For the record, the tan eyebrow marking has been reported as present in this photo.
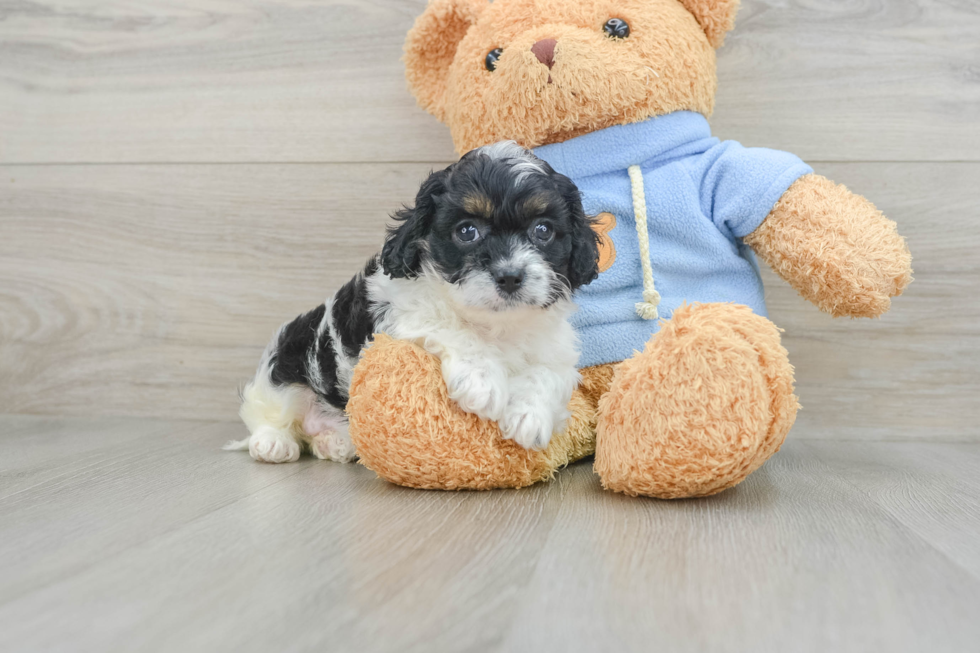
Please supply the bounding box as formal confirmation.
[463,193,494,218]
[523,194,550,215]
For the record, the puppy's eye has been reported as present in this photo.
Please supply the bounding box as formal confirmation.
[603,18,630,39]
[532,222,554,245]
[454,222,482,244]
[485,48,503,71]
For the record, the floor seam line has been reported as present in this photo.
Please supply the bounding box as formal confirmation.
[0,461,315,608]
[800,441,980,585]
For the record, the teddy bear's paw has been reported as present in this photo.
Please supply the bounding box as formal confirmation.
[500,399,555,451]
[248,427,301,464]
[443,357,509,422]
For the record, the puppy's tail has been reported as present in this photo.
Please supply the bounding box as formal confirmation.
[222,437,250,451]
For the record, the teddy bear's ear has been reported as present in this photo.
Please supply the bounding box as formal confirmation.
[404,0,487,120]
[678,0,740,49]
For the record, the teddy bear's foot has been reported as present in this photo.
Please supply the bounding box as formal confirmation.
[346,335,596,490]
[594,303,799,499]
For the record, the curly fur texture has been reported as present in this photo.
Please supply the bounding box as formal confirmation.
[579,362,617,407]
[405,0,486,121]
[405,0,723,153]
[594,303,798,499]
[678,0,739,48]
[348,335,595,490]
[745,174,913,318]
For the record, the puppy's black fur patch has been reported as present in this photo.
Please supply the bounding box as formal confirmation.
[268,303,346,408]
[332,257,379,359]
[267,144,600,413]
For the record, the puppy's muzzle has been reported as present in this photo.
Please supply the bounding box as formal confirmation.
[494,268,525,295]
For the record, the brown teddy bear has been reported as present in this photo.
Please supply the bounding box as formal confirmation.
[345,0,912,498]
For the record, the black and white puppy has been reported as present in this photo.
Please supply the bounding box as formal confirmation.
[226,142,600,464]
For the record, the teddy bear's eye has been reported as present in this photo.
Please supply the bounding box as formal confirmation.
[603,18,630,39]
[485,48,503,71]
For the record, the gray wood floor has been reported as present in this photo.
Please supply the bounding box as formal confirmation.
[1,414,979,653]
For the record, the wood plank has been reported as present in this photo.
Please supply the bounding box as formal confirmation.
[0,414,190,493]
[0,0,455,164]
[2,162,977,439]
[1,0,978,163]
[802,441,980,580]
[0,418,315,603]
[713,0,980,162]
[1,417,978,653]
[0,415,568,652]
[500,445,980,653]
[0,161,445,421]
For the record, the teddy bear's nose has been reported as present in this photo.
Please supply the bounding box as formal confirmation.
[531,39,557,69]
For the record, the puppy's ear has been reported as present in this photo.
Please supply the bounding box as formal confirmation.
[678,0,740,48]
[554,173,600,290]
[382,167,450,279]
[404,0,487,121]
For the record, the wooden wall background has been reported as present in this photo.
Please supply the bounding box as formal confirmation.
[1,0,977,440]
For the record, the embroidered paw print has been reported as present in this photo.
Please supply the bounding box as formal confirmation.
[593,212,617,273]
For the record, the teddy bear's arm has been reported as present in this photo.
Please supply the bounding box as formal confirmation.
[744,174,912,318]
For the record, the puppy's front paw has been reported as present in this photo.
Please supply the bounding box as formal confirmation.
[500,400,555,451]
[444,358,508,422]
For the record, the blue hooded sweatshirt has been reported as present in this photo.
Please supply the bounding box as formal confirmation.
[535,111,813,368]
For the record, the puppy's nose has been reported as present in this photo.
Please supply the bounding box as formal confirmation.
[531,39,557,69]
[494,269,525,294]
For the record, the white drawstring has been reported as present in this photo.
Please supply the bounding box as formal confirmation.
[627,165,661,320]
